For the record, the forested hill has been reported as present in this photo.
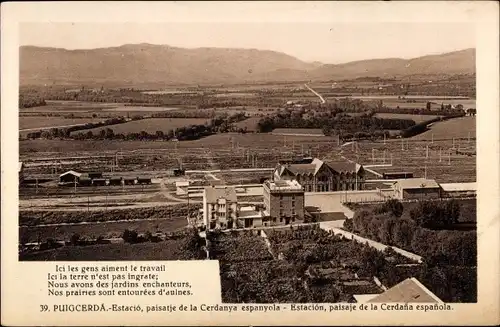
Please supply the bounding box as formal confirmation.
[20,44,475,86]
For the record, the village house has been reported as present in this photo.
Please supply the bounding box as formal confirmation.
[392,178,441,200]
[273,157,365,192]
[203,186,239,230]
[263,179,305,225]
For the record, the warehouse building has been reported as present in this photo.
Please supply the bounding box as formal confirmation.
[59,170,83,185]
[440,182,476,198]
[263,179,305,225]
[392,178,441,200]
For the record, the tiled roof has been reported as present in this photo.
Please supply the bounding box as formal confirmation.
[277,158,363,177]
[367,278,442,303]
[286,164,317,175]
[325,160,361,174]
[204,186,237,203]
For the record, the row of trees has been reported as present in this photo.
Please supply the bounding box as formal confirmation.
[344,200,476,267]
[373,105,468,117]
[256,109,415,139]
[25,117,129,139]
[19,94,46,108]
[25,112,248,141]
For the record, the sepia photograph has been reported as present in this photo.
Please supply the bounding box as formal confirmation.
[18,20,477,305]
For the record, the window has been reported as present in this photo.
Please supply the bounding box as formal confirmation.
[280,217,283,222]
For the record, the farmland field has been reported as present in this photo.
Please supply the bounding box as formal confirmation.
[71,118,208,135]
[233,117,261,131]
[19,238,204,261]
[411,117,476,140]
[19,117,103,130]
[19,217,188,243]
[374,113,440,122]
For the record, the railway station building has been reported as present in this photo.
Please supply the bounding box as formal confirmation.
[273,157,365,192]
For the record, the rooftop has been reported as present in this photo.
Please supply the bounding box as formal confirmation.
[238,210,263,219]
[204,186,237,203]
[440,182,476,192]
[59,170,82,178]
[265,179,303,192]
[324,160,362,174]
[277,158,362,177]
[394,178,440,190]
[367,278,443,303]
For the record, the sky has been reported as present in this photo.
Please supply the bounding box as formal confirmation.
[20,22,475,64]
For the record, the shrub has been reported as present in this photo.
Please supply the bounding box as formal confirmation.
[122,229,139,244]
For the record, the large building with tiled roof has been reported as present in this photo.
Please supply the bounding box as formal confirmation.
[273,157,365,192]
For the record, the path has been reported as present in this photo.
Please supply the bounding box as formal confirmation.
[304,84,326,104]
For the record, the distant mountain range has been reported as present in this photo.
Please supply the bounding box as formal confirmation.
[19,44,475,86]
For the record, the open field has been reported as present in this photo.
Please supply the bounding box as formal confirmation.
[233,117,261,131]
[19,217,188,243]
[19,238,204,261]
[341,138,476,183]
[374,113,440,122]
[19,117,103,130]
[20,101,188,120]
[19,205,196,226]
[411,117,476,140]
[71,118,208,135]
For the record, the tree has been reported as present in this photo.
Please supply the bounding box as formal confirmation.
[122,229,139,243]
[105,128,115,139]
[343,219,354,232]
[444,199,461,224]
[376,199,404,217]
[70,233,81,246]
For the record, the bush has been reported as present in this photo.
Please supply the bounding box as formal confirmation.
[375,199,404,217]
[70,233,81,246]
[122,229,139,244]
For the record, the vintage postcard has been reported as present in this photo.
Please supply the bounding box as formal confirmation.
[1,1,499,326]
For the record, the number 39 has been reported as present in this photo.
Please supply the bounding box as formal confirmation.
[40,305,49,312]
